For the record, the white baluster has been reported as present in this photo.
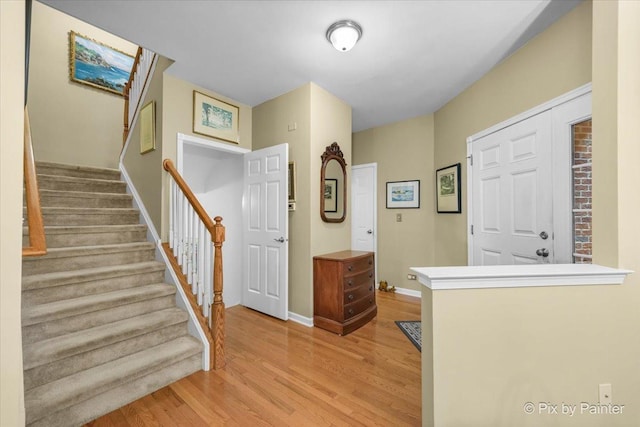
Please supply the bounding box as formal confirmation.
[172,181,178,252]
[178,193,185,264]
[192,211,199,293]
[197,221,205,307]
[187,207,195,290]
[169,179,174,249]
[182,200,189,276]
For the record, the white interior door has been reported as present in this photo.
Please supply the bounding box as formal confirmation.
[472,111,553,265]
[242,144,288,320]
[351,164,377,253]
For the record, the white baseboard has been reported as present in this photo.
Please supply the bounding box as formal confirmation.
[394,287,422,298]
[288,311,313,327]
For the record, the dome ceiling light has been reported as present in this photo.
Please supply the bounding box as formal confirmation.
[326,20,363,52]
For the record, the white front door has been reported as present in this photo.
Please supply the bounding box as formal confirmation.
[242,144,288,320]
[472,110,553,265]
[351,163,377,253]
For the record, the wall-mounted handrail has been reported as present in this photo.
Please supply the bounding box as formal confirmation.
[163,159,225,369]
[23,106,47,257]
[123,47,156,144]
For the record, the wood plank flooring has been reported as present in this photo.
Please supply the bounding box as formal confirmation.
[85,291,421,426]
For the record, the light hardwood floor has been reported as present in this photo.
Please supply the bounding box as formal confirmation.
[86,291,421,426]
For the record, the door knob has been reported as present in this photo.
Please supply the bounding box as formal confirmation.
[536,248,550,257]
[367,229,373,234]
[539,231,549,240]
[274,237,285,243]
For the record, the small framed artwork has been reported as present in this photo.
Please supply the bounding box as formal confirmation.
[324,178,338,212]
[139,101,155,154]
[69,31,134,96]
[193,90,239,143]
[386,180,420,209]
[288,161,296,202]
[436,163,461,213]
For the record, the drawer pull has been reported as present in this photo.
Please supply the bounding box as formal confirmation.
[348,280,353,286]
[369,299,373,304]
[348,309,354,315]
[369,259,372,265]
[348,294,354,301]
[369,286,372,291]
[369,273,373,278]
[348,265,353,271]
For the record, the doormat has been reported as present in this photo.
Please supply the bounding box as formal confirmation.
[395,321,421,352]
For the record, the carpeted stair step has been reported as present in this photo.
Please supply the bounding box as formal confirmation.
[38,189,133,208]
[24,311,187,390]
[36,206,139,226]
[35,161,121,181]
[22,283,176,328]
[23,308,190,371]
[25,336,202,426]
[22,292,177,347]
[37,174,127,194]
[30,353,201,427]
[23,224,147,248]
[22,261,166,305]
[22,242,155,276]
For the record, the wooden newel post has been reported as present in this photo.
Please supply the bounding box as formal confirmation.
[211,216,226,369]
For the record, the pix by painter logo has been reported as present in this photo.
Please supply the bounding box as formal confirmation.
[523,401,625,416]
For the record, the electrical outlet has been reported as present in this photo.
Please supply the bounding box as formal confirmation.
[599,384,612,404]
[396,213,402,222]
[407,274,417,280]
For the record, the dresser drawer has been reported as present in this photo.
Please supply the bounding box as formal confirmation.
[344,255,374,275]
[343,281,374,305]
[343,269,374,289]
[344,294,376,320]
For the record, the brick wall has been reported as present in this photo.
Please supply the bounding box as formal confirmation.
[572,119,592,263]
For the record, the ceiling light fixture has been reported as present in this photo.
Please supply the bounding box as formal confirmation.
[326,20,363,52]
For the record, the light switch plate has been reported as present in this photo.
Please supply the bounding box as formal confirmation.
[396,213,402,222]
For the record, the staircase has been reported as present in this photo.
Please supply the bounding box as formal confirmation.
[22,162,203,427]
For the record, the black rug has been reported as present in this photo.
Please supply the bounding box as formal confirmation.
[395,321,421,352]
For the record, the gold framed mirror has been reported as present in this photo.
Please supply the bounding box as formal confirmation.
[320,142,347,223]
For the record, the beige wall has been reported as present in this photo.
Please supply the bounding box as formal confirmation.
[123,56,173,233]
[309,83,352,259]
[253,83,352,318]
[0,1,26,425]
[353,115,436,292]
[160,74,252,240]
[253,84,312,317]
[433,0,592,266]
[422,2,640,425]
[27,2,137,169]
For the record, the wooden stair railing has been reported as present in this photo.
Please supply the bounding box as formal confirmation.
[23,106,47,257]
[163,159,225,370]
[123,46,156,144]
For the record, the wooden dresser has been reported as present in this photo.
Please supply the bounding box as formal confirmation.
[313,250,376,335]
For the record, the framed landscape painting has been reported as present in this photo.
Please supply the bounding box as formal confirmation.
[436,163,461,213]
[193,91,240,143]
[69,31,134,96]
[386,180,420,209]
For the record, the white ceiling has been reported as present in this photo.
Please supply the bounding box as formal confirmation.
[41,0,581,132]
